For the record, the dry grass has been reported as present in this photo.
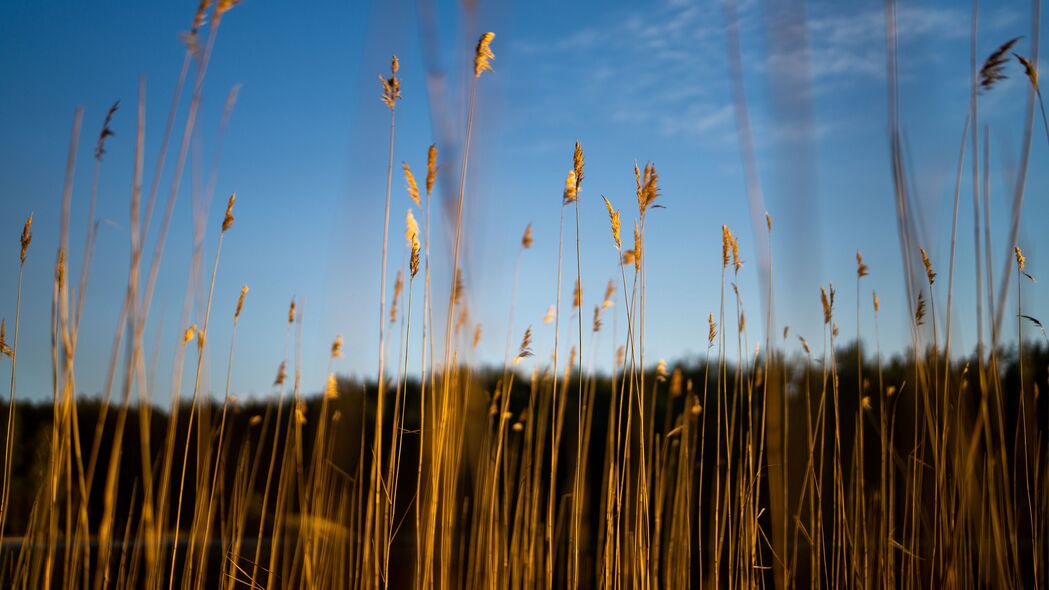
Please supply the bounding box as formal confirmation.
[0,4,1048,590]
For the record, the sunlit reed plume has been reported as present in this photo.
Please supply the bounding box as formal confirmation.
[474,33,495,77]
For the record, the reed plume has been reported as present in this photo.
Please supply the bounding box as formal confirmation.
[474,32,495,77]
[979,36,1022,91]
[404,163,421,206]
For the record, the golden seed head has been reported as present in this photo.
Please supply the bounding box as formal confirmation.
[765,212,772,232]
[887,385,897,397]
[563,170,578,204]
[410,233,420,278]
[331,335,343,359]
[621,249,636,267]
[637,162,659,216]
[288,299,296,324]
[873,290,880,313]
[190,0,211,33]
[274,361,287,386]
[543,305,555,324]
[0,319,10,358]
[215,0,240,19]
[919,247,936,285]
[602,279,615,309]
[249,415,263,426]
[403,162,421,207]
[222,192,236,232]
[690,403,702,416]
[325,373,338,399]
[832,322,838,338]
[656,359,667,381]
[592,305,602,333]
[20,213,32,264]
[426,144,438,197]
[799,335,811,354]
[522,223,533,249]
[861,396,872,411]
[602,196,621,250]
[406,209,419,248]
[820,284,834,324]
[572,278,582,309]
[380,55,401,108]
[721,225,732,268]
[738,311,746,332]
[731,235,742,272]
[234,284,248,320]
[1015,246,1026,270]
[472,323,482,348]
[708,313,717,344]
[573,141,584,189]
[474,32,496,78]
[390,270,404,324]
[55,249,66,289]
[183,324,197,345]
[1014,52,1039,90]
[856,250,869,278]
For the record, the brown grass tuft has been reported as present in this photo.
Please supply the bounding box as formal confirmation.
[474,33,496,77]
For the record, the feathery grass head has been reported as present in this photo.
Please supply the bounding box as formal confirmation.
[94,101,119,161]
[637,162,659,216]
[331,335,343,359]
[514,326,534,365]
[288,298,296,325]
[765,212,772,232]
[403,163,421,206]
[563,170,578,204]
[543,305,555,324]
[452,271,464,306]
[406,209,419,248]
[522,223,533,249]
[915,291,927,326]
[980,36,1022,91]
[222,192,236,232]
[274,361,287,386]
[184,324,198,346]
[324,373,338,399]
[820,285,834,324]
[656,359,667,382]
[0,319,11,358]
[602,279,615,309]
[799,335,811,354]
[738,311,746,332]
[708,313,717,345]
[592,306,602,332]
[602,196,621,249]
[1015,246,1026,270]
[390,270,404,324]
[573,279,582,309]
[856,250,869,278]
[474,32,496,77]
[731,234,742,272]
[1013,52,1039,90]
[234,284,248,320]
[380,55,401,108]
[721,225,732,269]
[215,0,240,20]
[573,141,584,190]
[472,323,482,348]
[20,213,32,264]
[873,290,880,313]
[55,249,66,289]
[919,247,936,284]
[632,223,642,271]
[426,144,438,197]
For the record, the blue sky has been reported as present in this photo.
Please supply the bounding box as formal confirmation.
[1,0,1047,402]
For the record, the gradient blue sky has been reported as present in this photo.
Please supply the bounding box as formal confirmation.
[1,0,1047,402]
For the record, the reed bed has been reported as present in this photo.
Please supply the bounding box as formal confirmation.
[0,3,1047,589]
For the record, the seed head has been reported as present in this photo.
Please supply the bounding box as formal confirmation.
[331,335,343,358]
[633,223,642,271]
[799,335,811,355]
[403,163,421,207]
[514,326,534,365]
[602,280,615,309]
[288,299,296,325]
[765,212,772,232]
[0,319,11,358]
[915,292,927,326]
[474,32,496,77]
[856,250,869,278]
[20,213,32,264]
[325,373,338,399]
[592,305,602,333]
[919,248,936,284]
[979,37,1022,92]
[543,305,555,324]
[390,270,404,324]
[380,55,401,108]
[1015,246,1026,271]
[573,279,582,309]
[1013,53,1039,90]
[222,193,236,232]
[708,313,717,345]
[274,361,287,386]
[563,170,578,204]
[602,196,621,250]
[184,324,197,345]
[95,101,119,162]
[426,144,438,197]
[820,286,833,324]
[873,290,880,313]
[573,141,584,190]
[721,226,732,269]
[234,284,248,320]
[522,223,533,249]
[406,209,419,248]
